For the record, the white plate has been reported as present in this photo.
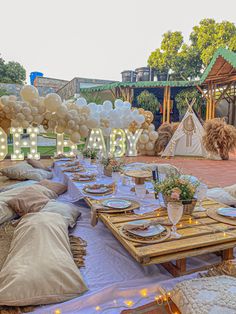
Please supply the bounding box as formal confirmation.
[125,220,165,238]
[217,207,236,218]
[102,199,131,209]
[85,186,109,194]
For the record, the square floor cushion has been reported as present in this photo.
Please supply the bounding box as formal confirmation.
[37,179,67,196]
[0,161,52,181]
[26,159,50,171]
[171,275,236,314]
[0,212,87,306]
[0,185,57,224]
[41,200,81,227]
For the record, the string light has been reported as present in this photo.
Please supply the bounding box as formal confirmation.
[85,128,107,157]
[0,128,7,161]
[54,309,61,314]
[124,300,134,307]
[95,305,101,311]
[125,129,142,156]
[110,129,126,157]
[139,288,148,297]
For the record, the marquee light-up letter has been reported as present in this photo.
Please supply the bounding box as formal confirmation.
[56,133,77,157]
[27,127,40,160]
[10,127,24,160]
[110,129,126,157]
[0,127,7,161]
[125,129,143,157]
[85,128,107,157]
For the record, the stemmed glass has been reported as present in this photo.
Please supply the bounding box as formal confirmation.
[112,171,120,196]
[196,183,208,211]
[167,202,183,238]
[135,184,146,200]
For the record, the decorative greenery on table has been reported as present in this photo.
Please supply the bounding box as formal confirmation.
[153,175,198,201]
[137,90,160,114]
[82,148,98,159]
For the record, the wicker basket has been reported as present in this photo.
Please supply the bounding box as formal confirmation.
[163,195,197,215]
[104,167,112,177]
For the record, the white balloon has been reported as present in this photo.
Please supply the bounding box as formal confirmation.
[76,97,87,107]
[123,101,131,110]
[139,133,149,144]
[114,99,123,109]
[149,131,159,141]
[146,142,154,151]
[103,100,113,112]
[148,124,155,132]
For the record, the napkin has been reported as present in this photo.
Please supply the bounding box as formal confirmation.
[123,219,165,231]
[91,204,104,226]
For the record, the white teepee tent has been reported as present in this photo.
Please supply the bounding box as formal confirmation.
[162,100,207,157]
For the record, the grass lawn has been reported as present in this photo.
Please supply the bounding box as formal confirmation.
[7,144,84,157]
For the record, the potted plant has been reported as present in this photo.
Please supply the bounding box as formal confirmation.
[153,175,199,215]
[203,118,236,160]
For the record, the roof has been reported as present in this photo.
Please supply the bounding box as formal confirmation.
[200,48,236,84]
[80,80,197,92]
[80,48,236,92]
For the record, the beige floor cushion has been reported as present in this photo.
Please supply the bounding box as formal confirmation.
[26,159,50,170]
[207,188,236,206]
[41,200,81,227]
[7,187,51,216]
[0,185,57,224]
[171,275,236,314]
[0,212,87,306]
[37,179,67,195]
[0,161,52,181]
[224,184,236,199]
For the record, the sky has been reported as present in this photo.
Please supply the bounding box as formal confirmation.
[1,0,236,83]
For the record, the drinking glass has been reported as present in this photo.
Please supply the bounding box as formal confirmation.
[196,183,208,211]
[167,202,183,238]
[112,172,120,196]
[135,184,146,200]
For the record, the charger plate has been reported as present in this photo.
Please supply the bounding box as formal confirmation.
[86,198,140,214]
[207,208,236,226]
[119,224,170,244]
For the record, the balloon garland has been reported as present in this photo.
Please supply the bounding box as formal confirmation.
[0,85,146,143]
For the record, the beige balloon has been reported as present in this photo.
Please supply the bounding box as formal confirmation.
[20,85,39,102]
[149,131,159,141]
[139,133,149,144]
[146,142,154,151]
[44,93,62,112]
[70,132,81,143]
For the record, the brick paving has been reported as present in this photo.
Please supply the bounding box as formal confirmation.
[1,154,236,188]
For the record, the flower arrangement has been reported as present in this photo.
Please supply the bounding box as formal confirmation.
[101,155,125,172]
[153,175,198,201]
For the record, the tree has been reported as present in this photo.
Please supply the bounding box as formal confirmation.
[175,88,205,118]
[190,19,236,65]
[0,55,26,84]
[148,18,236,80]
[137,90,160,114]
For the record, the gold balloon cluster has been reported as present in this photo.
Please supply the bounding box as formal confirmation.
[136,109,158,156]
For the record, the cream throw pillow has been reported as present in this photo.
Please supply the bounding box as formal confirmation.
[37,179,67,195]
[0,212,87,306]
[171,276,236,314]
[0,185,57,224]
[41,200,81,227]
[224,184,236,199]
[0,161,52,181]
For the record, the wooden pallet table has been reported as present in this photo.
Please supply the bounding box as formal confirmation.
[96,199,236,277]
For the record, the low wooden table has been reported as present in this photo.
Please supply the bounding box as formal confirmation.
[97,199,236,277]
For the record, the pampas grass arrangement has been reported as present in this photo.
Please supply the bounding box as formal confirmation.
[203,118,236,160]
[155,122,179,155]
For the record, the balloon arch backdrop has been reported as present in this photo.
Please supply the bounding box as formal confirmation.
[0,85,158,161]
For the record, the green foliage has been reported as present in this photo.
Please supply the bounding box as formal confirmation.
[148,18,236,80]
[0,55,26,84]
[0,88,9,97]
[80,91,102,104]
[175,88,205,116]
[137,90,160,113]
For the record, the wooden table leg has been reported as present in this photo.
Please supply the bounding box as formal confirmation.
[162,258,186,277]
[222,248,234,261]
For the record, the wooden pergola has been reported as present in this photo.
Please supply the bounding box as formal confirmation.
[196,48,236,120]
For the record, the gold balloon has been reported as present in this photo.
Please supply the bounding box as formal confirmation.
[128,121,138,134]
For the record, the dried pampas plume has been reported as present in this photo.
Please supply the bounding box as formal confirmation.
[203,118,236,160]
[155,122,179,155]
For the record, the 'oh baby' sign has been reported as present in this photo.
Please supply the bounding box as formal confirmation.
[0,127,142,161]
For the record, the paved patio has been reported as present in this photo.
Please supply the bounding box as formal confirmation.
[1,154,236,188]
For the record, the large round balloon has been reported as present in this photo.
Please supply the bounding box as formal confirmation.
[20,85,39,102]
[70,132,81,143]
[44,93,62,112]
[139,133,149,144]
